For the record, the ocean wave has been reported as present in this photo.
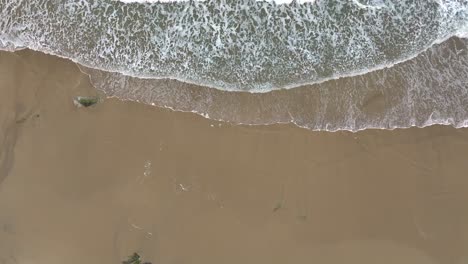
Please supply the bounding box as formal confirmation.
[2,0,468,131]
[116,0,316,4]
[1,0,467,91]
[78,37,468,131]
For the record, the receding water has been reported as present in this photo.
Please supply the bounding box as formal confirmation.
[1,0,468,131]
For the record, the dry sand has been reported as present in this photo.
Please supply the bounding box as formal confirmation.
[1,50,468,264]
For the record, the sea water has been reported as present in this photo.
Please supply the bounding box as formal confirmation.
[1,0,468,131]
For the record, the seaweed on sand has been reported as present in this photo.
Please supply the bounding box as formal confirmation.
[74,96,99,107]
[122,252,152,264]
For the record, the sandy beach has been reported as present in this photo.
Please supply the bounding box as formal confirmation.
[1,50,468,264]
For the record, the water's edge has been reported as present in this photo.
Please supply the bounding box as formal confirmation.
[5,37,466,132]
[2,0,468,132]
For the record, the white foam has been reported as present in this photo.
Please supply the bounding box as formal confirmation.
[116,0,315,3]
[2,0,466,91]
[2,0,468,131]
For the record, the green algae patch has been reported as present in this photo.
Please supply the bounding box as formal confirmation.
[73,96,99,107]
[122,252,152,264]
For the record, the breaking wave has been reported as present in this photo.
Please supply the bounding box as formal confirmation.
[1,0,468,131]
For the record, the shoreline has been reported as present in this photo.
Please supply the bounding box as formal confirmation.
[1,49,468,263]
[3,36,467,132]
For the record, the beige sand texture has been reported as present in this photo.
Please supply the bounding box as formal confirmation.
[1,50,468,264]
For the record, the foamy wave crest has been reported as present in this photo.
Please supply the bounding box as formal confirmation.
[2,0,468,131]
[0,0,467,91]
[116,0,315,4]
[80,37,468,131]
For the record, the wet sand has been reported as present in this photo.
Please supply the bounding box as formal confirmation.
[1,50,468,264]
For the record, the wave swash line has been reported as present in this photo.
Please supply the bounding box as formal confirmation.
[2,0,468,131]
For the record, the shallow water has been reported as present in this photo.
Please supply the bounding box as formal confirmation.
[1,0,468,131]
